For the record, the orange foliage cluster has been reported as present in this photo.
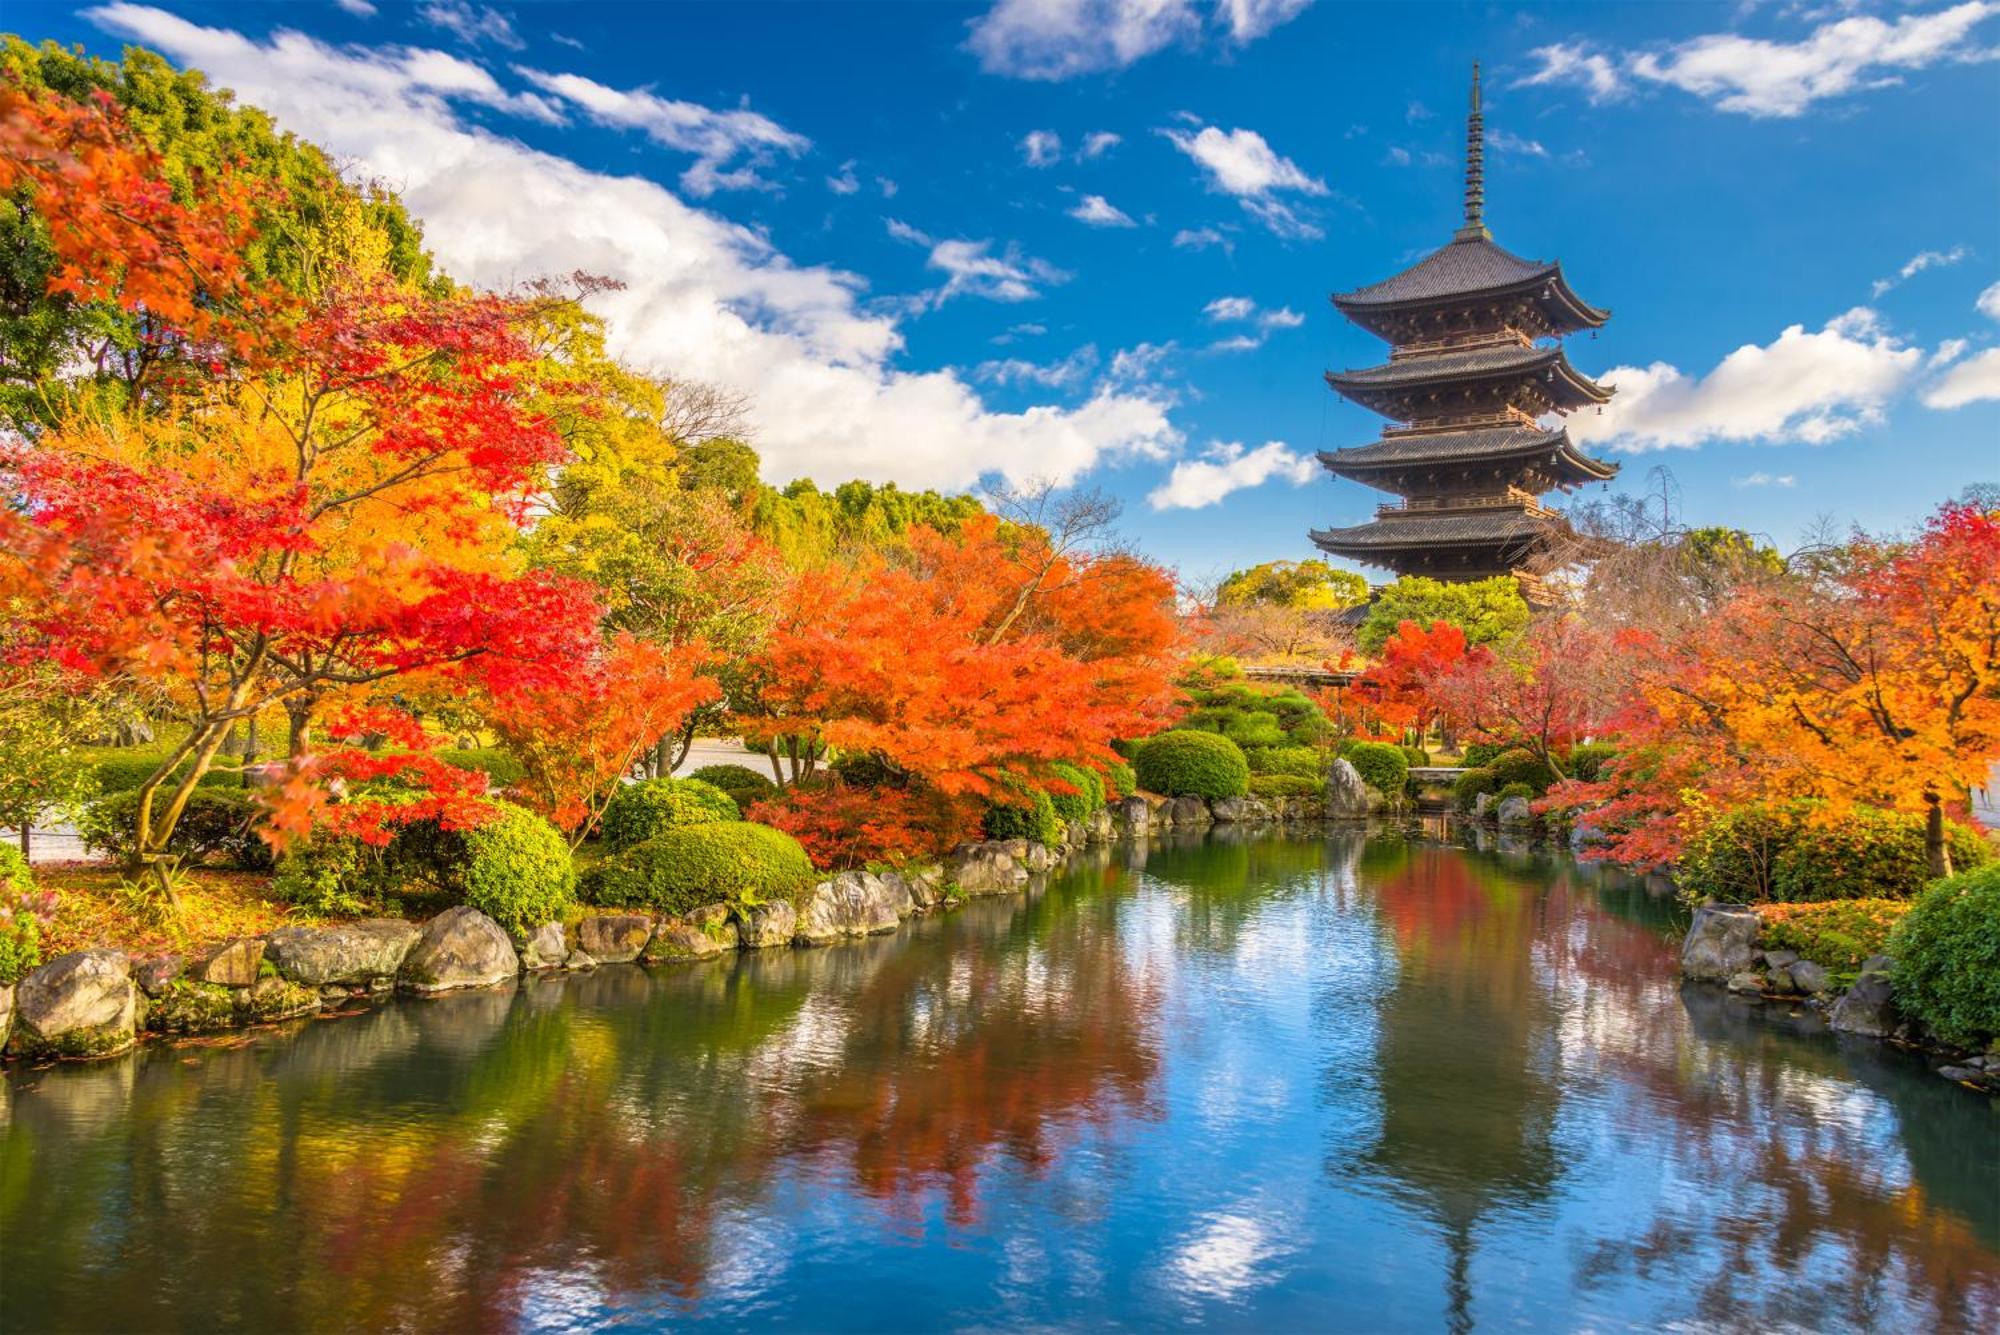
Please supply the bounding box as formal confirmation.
[747,786,981,871]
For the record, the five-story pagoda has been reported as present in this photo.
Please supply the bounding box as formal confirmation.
[1312,65,1616,597]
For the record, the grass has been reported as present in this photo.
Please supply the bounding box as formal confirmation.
[36,863,320,959]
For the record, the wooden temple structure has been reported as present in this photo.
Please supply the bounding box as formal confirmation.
[1312,65,1617,598]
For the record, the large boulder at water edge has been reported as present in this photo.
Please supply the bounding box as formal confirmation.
[1830,957,1900,1037]
[191,936,265,988]
[1116,796,1152,834]
[737,899,798,949]
[0,983,13,1052]
[8,950,138,1059]
[579,913,654,964]
[797,871,905,943]
[398,906,520,993]
[1496,796,1536,829]
[519,921,567,971]
[1680,904,1762,983]
[947,843,1028,897]
[1326,759,1371,820]
[884,866,946,912]
[267,920,420,989]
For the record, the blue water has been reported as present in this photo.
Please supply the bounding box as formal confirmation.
[2,831,1994,1331]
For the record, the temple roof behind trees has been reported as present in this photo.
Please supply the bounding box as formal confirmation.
[1318,425,1617,483]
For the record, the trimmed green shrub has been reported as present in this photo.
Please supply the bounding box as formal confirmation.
[1487,748,1557,793]
[983,788,1061,846]
[1249,773,1323,799]
[1343,742,1408,797]
[1246,746,1321,779]
[1046,761,1105,824]
[688,764,779,810]
[1452,766,1496,813]
[1109,737,1144,761]
[439,747,526,787]
[1134,730,1250,799]
[1104,760,1137,801]
[458,804,576,938]
[80,787,270,868]
[1681,800,1992,904]
[600,778,740,852]
[1566,742,1619,784]
[1494,782,1535,805]
[1888,864,2000,1047]
[1222,711,1288,749]
[0,843,43,985]
[91,753,242,794]
[1400,746,1430,767]
[1459,741,1509,769]
[273,834,371,917]
[1759,900,1908,973]
[582,822,815,915]
[1287,717,1336,747]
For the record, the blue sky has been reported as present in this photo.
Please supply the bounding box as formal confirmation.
[10,0,1999,579]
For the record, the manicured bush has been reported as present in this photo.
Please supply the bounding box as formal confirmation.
[1400,746,1430,767]
[1109,737,1144,761]
[688,763,778,809]
[1494,782,1535,805]
[1222,711,1288,749]
[80,787,270,868]
[1487,748,1556,793]
[1342,741,1408,797]
[1104,760,1137,801]
[600,778,740,851]
[1565,742,1619,784]
[458,803,576,938]
[1452,766,1496,813]
[1134,730,1250,799]
[0,843,45,985]
[1246,746,1321,779]
[272,834,371,917]
[582,822,815,915]
[1459,741,1509,769]
[1287,717,1336,747]
[1249,773,1323,799]
[1759,900,1909,973]
[1681,800,1992,904]
[91,752,242,794]
[1888,864,2000,1048]
[983,788,1061,846]
[438,747,526,787]
[1046,761,1105,824]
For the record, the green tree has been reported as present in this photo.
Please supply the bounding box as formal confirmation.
[1357,576,1529,655]
[0,663,107,858]
[1217,559,1369,611]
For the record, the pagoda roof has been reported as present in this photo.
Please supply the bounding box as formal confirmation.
[1310,506,1554,553]
[1318,424,1618,484]
[1332,235,1608,337]
[1326,344,1611,416]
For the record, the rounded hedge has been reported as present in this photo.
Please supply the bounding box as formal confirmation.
[1487,748,1557,793]
[1343,742,1409,797]
[582,822,815,916]
[0,843,42,985]
[459,803,575,938]
[1681,800,1992,904]
[1566,742,1619,784]
[687,763,779,809]
[1222,711,1289,749]
[1888,863,2000,1048]
[438,747,527,787]
[1494,782,1536,805]
[1459,741,1509,769]
[1046,761,1105,824]
[1134,730,1250,799]
[600,778,740,851]
[984,788,1061,846]
[1104,760,1137,801]
[1400,746,1431,767]
[1247,746,1321,779]
[80,787,270,868]
[1249,773,1323,799]
[1452,766,1496,813]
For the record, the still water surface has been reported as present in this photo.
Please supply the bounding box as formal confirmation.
[3,832,1996,1331]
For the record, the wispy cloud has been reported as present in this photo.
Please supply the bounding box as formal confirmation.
[966,0,1314,81]
[1160,122,1327,239]
[975,344,1101,389]
[1069,193,1138,227]
[418,0,523,51]
[1732,471,1797,488]
[1172,225,1232,253]
[1871,244,1970,296]
[1020,129,1062,166]
[1080,130,1123,159]
[1149,440,1317,509]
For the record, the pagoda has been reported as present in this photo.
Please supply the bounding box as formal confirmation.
[1312,65,1617,597]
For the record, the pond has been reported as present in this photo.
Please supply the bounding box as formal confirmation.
[3,832,1995,1331]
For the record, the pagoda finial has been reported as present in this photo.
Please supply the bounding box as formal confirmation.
[1457,61,1489,241]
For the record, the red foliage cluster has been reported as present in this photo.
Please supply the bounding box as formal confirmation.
[747,785,980,871]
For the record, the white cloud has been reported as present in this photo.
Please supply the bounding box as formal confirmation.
[990,322,1047,345]
[1932,337,1969,366]
[1566,308,1923,451]
[924,238,1070,306]
[1201,296,1301,346]
[1405,99,1433,123]
[1162,123,1327,239]
[1259,306,1303,329]
[826,160,860,194]
[1978,280,2000,321]
[1021,129,1063,166]
[1204,295,1255,321]
[85,4,1181,492]
[1208,334,1262,353]
[1733,472,1797,488]
[418,0,523,51]
[1871,244,1970,296]
[1080,130,1123,159]
[1383,146,1411,167]
[1922,347,2000,408]
[1519,3,2000,118]
[514,68,806,196]
[884,217,932,246]
[1068,193,1137,227]
[550,32,586,51]
[966,0,1312,80]
[975,344,1101,389]
[335,0,378,17]
[1148,440,1317,509]
[1172,225,1231,252]
[1488,128,1548,158]
[876,176,899,198]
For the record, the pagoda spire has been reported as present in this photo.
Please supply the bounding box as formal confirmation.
[1456,62,1489,242]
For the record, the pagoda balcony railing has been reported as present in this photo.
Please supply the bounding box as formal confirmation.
[1383,408,1540,436]
[1388,330,1532,360]
[1377,487,1554,519]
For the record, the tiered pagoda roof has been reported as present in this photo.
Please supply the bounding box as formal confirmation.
[1310,63,1617,591]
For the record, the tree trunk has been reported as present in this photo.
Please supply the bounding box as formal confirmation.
[17,825,27,859]
[650,737,671,780]
[243,714,259,767]
[1924,790,1953,880]
[286,698,313,759]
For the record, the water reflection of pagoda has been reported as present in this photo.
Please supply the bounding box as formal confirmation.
[1313,65,1618,599]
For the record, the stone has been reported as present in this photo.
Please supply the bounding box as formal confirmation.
[519,921,568,972]
[134,954,184,998]
[266,920,420,988]
[1765,967,1797,995]
[579,913,654,964]
[1762,949,1800,968]
[1726,971,1766,994]
[238,976,319,1023]
[1115,796,1151,834]
[1830,967,1898,1038]
[737,900,798,949]
[1087,809,1115,843]
[897,867,948,911]
[1680,905,1763,983]
[1167,796,1212,828]
[1022,842,1059,874]
[9,950,138,1059]
[797,871,903,943]
[1496,796,1535,828]
[146,979,238,1034]
[1210,796,1274,825]
[1861,954,1894,976]
[564,949,599,971]
[192,936,266,988]
[1326,758,1371,819]
[1937,1065,1981,1083]
[873,871,921,918]
[643,920,726,962]
[0,982,13,1052]
[398,906,520,993]
[1472,792,1494,820]
[1789,960,1833,995]
[946,843,1028,897]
